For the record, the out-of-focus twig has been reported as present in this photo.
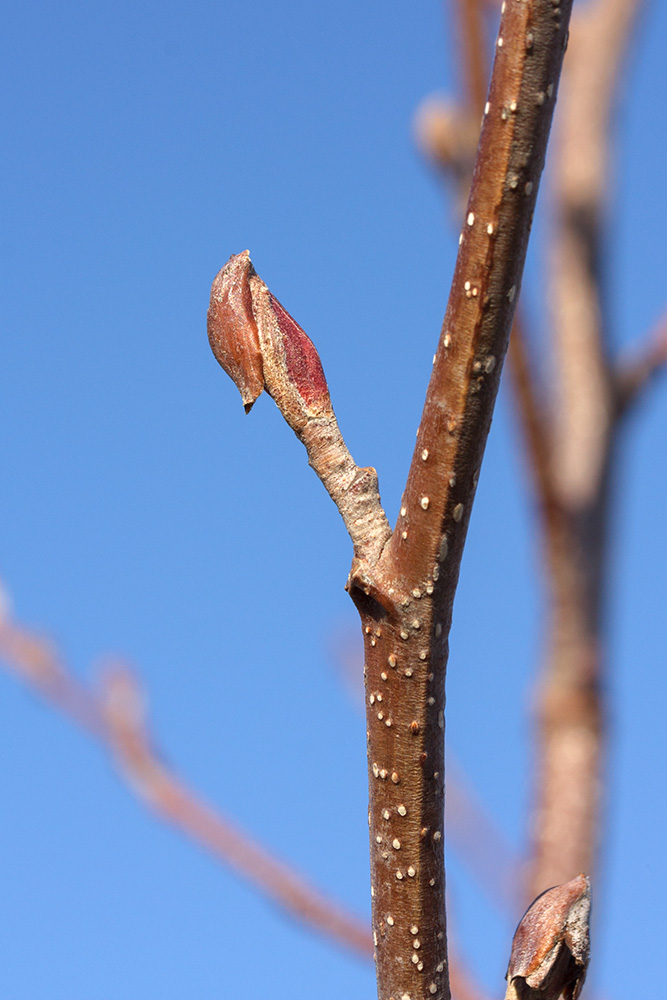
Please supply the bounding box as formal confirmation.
[529,0,644,898]
[421,0,652,906]
[0,614,372,959]
[0,608,492,999]
[455,0,488,117]
[615,310,667,415]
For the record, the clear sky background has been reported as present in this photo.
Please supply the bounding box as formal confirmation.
[1,2,665,998]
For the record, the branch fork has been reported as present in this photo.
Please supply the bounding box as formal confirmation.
[209,3,577,996]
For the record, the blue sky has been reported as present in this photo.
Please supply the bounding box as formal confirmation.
[1,2,665,998]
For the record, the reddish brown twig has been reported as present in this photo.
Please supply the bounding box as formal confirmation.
[0,610,494,999]
[330,628,524,914]
[349,4,573,996]
[210,5,573,993]
[0,616,371,958]
[432,0,649,903]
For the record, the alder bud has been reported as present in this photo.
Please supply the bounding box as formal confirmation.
[207,251,264,412]
[208,251,333,432]
[505,874,591,1000]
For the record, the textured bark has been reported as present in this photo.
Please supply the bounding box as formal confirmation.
[345,3,574,996]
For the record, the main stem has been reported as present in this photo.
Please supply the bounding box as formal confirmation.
[348,3,574,998]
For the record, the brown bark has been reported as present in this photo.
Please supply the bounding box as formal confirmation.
[346,4,574,996]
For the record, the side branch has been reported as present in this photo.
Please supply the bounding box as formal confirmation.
[615,310,667,415]
[0,617,372,958]
[208,251,392,566]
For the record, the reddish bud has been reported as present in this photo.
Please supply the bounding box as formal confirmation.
[208,251,332,432]
[207,251,263,412]
[505,874,591,1000]
[268,294,329,408]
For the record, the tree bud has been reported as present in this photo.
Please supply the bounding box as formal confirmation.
[505,874,591,1000]
[208,251,333,432]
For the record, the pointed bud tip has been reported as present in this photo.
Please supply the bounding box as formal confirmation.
[208,251,333,432]
[207,251,264,410]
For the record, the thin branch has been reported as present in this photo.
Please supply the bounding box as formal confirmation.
[549,0,644,504]
[615,310,667,415]
[208,251,392,570]
[0,612,493,1000]
[0,617,372,959]
[380,0,573,598]
[527,0,645,898]
[506,317,560,536]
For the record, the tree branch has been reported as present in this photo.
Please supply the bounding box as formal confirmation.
[615,310,667,415]
[0,609,495,999]
[527,0,645,898]
[350,4,574,997]
[0,617,372,959]
[208,251,392,569]
[208,5,582,996]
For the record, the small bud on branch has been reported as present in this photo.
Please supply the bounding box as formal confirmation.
[505,874,591,1000]
[208,251,391,566]
[208,250,333,431]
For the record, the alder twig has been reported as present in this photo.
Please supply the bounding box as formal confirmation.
[210,4,576,996]
[420,0,558,541]
[217,6,572,989]
[355,4,573,993]
[0,617,372,958]
[331,631,524,914]
[208,251,392,571]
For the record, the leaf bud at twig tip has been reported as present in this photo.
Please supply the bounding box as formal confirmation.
[207,250,333,432]
[505,874,591,1000]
